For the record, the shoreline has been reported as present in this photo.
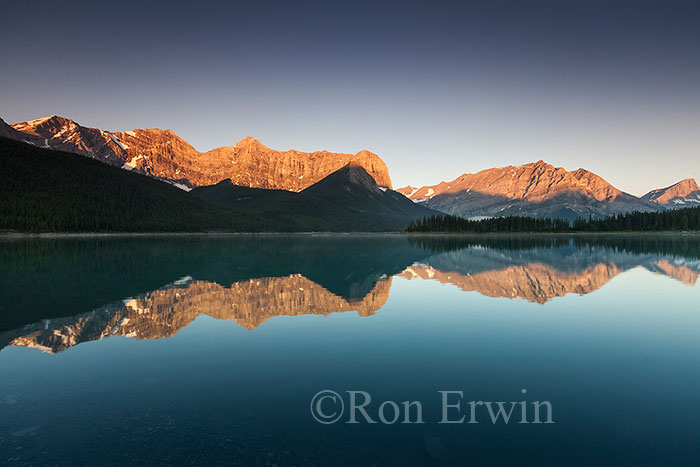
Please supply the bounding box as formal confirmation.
[1,231,699,239]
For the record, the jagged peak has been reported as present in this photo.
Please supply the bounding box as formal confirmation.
[675,178,699,189]
[402,160,624,202]
[652,177,699,193]
[515,160,556,171]
[133,127,170,133]
[337,163,380,188]
[29,115,59,123]
[234,136,268,150]
[126,128,193,145]
[303,162,379,194]
[14,116,178,137]
[643,177,700,204]
[13,115,73,128]
[138,128,178,136]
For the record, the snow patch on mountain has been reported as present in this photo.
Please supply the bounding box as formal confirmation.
[13,116,52,130]
[124,155,144,169]
[51,121,77,139]
[109,133,129,150]
[168,181,191,192]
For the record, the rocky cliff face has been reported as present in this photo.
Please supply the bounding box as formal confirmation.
[200,140,392,191]
[642,178,700,208]
[7,115,392,191]
[399,161,622,202]
[397,161,661,221]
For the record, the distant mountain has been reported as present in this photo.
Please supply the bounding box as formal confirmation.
[193,163,437,231]
[642,178,700,208]
[397,160,661,221]
[6,115,392,191]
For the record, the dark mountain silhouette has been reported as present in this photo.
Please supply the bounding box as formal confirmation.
[193,164,437,231]
[0,137,430,233]
[0,136,264,233]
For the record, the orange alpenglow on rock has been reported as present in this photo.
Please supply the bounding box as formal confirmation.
[398,160,622,202]
[7,115,393,191]
[396,160,661,221]
[642,178,700,207]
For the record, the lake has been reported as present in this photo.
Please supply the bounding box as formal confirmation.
[1,234,699,466]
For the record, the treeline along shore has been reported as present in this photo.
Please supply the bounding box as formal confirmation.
[406,207,700,233]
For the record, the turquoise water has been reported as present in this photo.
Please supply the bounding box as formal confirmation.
[1,235,699,466]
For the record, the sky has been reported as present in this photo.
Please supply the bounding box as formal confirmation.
[1,0,699,196]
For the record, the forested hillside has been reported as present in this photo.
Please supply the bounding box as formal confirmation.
[0,137,427,232]
[0,137,267,232]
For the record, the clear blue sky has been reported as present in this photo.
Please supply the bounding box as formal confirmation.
[1,0,698,195]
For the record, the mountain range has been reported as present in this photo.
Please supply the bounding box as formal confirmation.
[2,114,698,227]
[397,161,674,222]
[1,115,391,191]
[0,135,432,232]
[641,178,700,208]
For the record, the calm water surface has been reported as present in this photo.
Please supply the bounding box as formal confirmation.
[1,234,700,466]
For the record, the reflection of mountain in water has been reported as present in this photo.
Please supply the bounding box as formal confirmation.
[647,259,700,286]
[0,235,429,332]
[1,275,392,353]
[1,235,698,353]
[400,245,700,303]
[401,262,621,304]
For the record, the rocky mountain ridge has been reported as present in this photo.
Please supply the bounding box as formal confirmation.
[5,114,697,222]
[6,115,392,191]
[397,161,663,221]
[642,178,700,207]
[399,160,622,202]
